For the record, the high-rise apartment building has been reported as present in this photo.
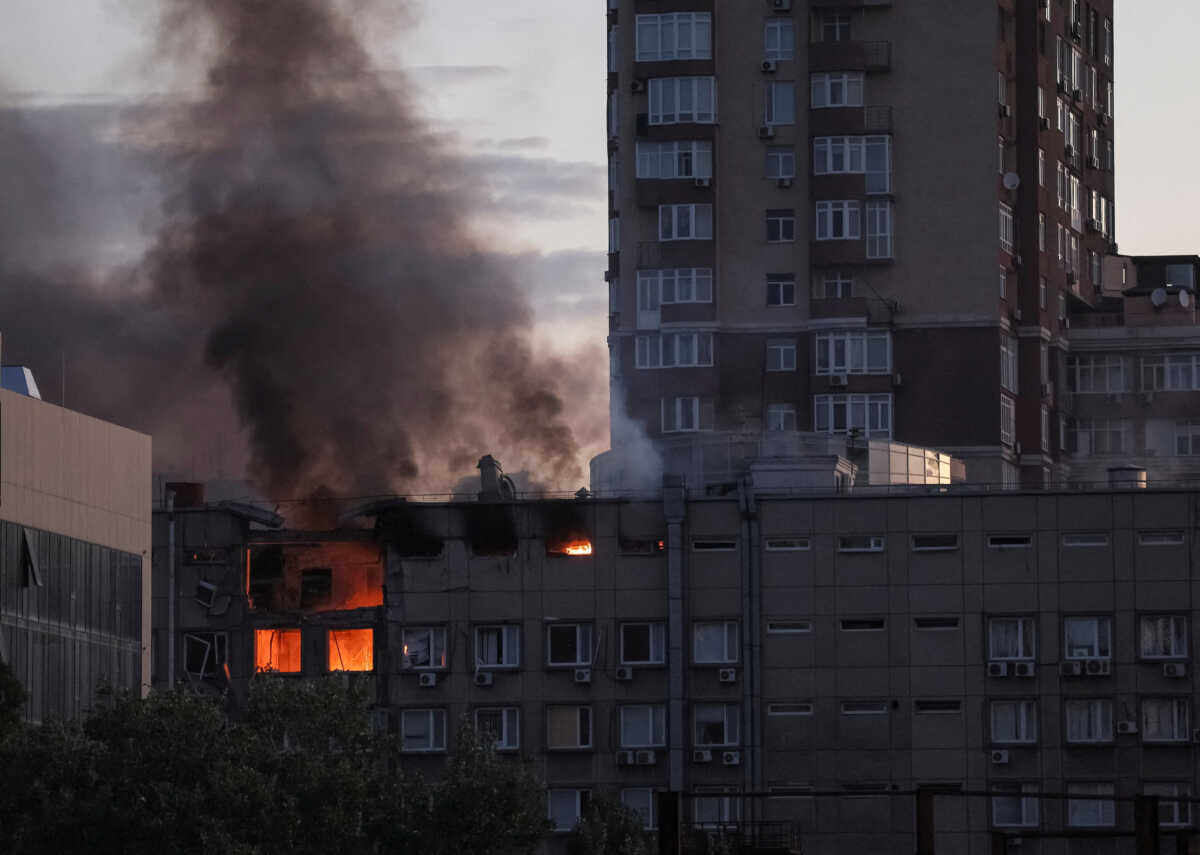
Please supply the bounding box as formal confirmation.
[605,0,1116,488]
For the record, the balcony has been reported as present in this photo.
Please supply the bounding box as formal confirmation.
[809,40,891,72]
[810,105,891,137]
[681,822,803,855]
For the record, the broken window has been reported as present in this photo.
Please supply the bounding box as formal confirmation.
[186,548,227,564]
[194,581,218,608]
[618,537,665,554]
[184,632,228,679]
[328,628,374,672]
[401,626,447,670]
[300,568,332,609]
[255,628,302,673]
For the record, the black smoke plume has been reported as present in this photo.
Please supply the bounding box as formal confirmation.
[0,0,601,500]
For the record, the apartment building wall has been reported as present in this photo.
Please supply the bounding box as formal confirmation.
[160,487,1200,853]
[0,386,152,718]
[607,0,1117,491]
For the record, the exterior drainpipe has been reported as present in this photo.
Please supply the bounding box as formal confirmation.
[166,489,176,690]
[738,477,761,818]
[663,475,687,796]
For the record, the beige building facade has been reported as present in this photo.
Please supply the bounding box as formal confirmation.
[0,380,152,719]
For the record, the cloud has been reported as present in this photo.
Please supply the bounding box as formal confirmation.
[491,136,550,151]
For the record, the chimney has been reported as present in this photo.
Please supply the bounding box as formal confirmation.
[477,455,514,501]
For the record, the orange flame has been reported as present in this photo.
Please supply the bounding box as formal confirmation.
[328,628,374,672]
[563,541,593,556]
[255,628,302,673]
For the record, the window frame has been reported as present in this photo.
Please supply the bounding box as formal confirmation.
[1140,615,1189,660]
[1067,783,1116,828]
[619,704,667,748]
[990,699,1038,745]
[400,708,448,753]
[1063,616,1112,661]
[988,616,1036,662]
[635,13,713,62]
[694,702,740,747]
[621,622,667,666]
[548,789,592,832]
[474,624,521,670]
[475,706,520,751]
[546,704,593,750]
[1064,698,1114,744]
[1142,697,1191,744]
[693,621,739,664]
[401,626,448,671]
[546,623,594,668]
[810,72,863,108]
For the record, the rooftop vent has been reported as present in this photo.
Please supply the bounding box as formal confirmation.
[477,455,516,502]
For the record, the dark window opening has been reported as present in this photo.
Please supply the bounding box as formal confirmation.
[841,619,886,631]
[300,568,333,609]
[21,527,43,588]
[186,548,227,564]
[912,534,959,552]
[619,537,665,554]
[184,632,228,680]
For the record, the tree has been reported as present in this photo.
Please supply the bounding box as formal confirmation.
[568,795,654,855]
[0,678,549,855]
[0,657,26,740]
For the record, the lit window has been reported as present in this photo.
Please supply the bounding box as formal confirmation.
[328,628,374,672]
[401,708,447,752]
[401,626,447,670]
[255,628,301,673]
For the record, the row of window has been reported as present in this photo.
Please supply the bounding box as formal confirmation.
[634,331,893,375]
[1069,353,1200,394]
[632,137,891,186]
[660,394,895,439]
[630,12,857,66]
[643,73,869,127]
[630,270,855,311]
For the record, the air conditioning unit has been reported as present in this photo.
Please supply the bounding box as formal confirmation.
[474,671,494,687]
[617,750,636,766]
[758,126,776,139]
[615,666,634,681]
[719,668,738,683]
[1014,661,1036,678]
[635,750,657,765]
[1084,659,1111,676]
[761,60,778,73]
[830,374,849,387]
[631,79,646,94]
[1117,721,1138,735]
[1059,661,1083,677]
[772,0,792,11]
[419,672,438,688]
[574,668,593,684]
[1039,117,1050,130]
[722,751,742,766]
[694,177,712,188]
[777,178,793,189]
[1164,663,1188,679]
[991,750,1010,765]
[693,749,713,763]
[988,662,1009,678]
[998,104,1011,119]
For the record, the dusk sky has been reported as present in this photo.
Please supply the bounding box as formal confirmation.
[0,1,1196,353]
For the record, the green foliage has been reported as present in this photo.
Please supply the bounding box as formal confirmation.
[568,795,653,855]
[0,679,549,855]
[0,656,26,740]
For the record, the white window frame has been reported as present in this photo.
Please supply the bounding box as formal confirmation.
[621,788,659,830]
[766,275,795,307]
[810,72,863,108]
[814,394,893,439]
[766,210,796,243]
[765,146,796,180]
[660,397,711,433]
[819,271,853,299]
[693,621,738,664]
[401,626,447,670]
[475,624,520,669]
[1146,784,1192,828]
[1142,698,1191,744]
[401,708,448,753]
[999,203,1015,252]
[1064,616,1112,660]
[764,81,796,126]
[766,403,797,432]
[1068,355,1126,394]
[763,19,795,61]
[694,702,740,747]
[648,77,717,126]
[658,203,713,241]
[1067,783,1115,828]
[865,200,893,259]
[547,705,593,750]
[475,706,520,751]
[767,703,814,716]
[621,622,667,666]
[766,340,797,372]
[813,136,864,175]
[1000,394,1015,447]
[635,141,714,180]
[815,200,861,241]
[990,699,1038,744]
[620,704,667,748]
[838,535,885,553]
[840,700,888,715]
[547,623,594,667]
[1141,615,1188,660]
[635,332,714,369]
[993,783,1040,828]
[638,268,714,306]
[548,789,591,832]
[635,13,712,62]
[815,330,892,376]
[988,616,1036,661]
[1000,336,1019,393]
[1064,699,1113,744]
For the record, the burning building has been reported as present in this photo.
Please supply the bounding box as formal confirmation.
[152,455,1200,853]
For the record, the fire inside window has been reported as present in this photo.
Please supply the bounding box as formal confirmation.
[328,628,374,672]
[547,537,594,556]
[255,628,302,673]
